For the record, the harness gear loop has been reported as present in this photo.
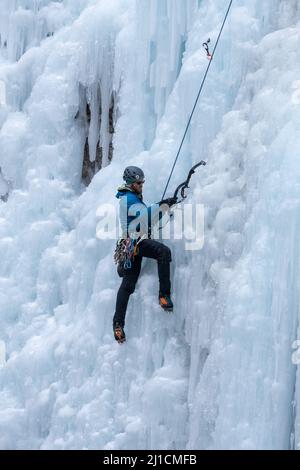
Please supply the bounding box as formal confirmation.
[114,233,146,271]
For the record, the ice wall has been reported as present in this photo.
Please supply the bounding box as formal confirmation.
[0,0,300,450]
[0,0,86,62]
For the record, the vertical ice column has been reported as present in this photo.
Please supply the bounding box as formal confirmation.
[0,0,76,62]
[80,48,116,176]
[98,37,116,168]
[75,1,127,183]
[0,166,8,201]
[133,0,199,147]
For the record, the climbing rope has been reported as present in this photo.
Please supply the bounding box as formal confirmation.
[161,0,234,200]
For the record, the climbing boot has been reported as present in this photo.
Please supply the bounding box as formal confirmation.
[113,322,126,344]
[159,293,173,312]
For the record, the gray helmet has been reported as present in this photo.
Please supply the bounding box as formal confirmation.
[123,166,145,184]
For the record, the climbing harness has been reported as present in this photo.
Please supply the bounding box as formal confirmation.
[173,161,207,203]
[203,39,212,60]
[161,0,234,200]
[114,238,138,270]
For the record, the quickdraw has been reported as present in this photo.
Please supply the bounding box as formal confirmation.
[173,160,206,202]
[114,237,139,270]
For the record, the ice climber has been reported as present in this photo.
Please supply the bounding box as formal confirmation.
[113,166,177,343]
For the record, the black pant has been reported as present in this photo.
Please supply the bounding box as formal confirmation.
[113,239,172,327]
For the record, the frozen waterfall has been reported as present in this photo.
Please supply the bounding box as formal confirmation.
[0,0,300,450]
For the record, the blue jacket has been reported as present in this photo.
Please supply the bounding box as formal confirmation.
[116,186,163,239]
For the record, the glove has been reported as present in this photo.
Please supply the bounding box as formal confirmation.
[158,196,178,207]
